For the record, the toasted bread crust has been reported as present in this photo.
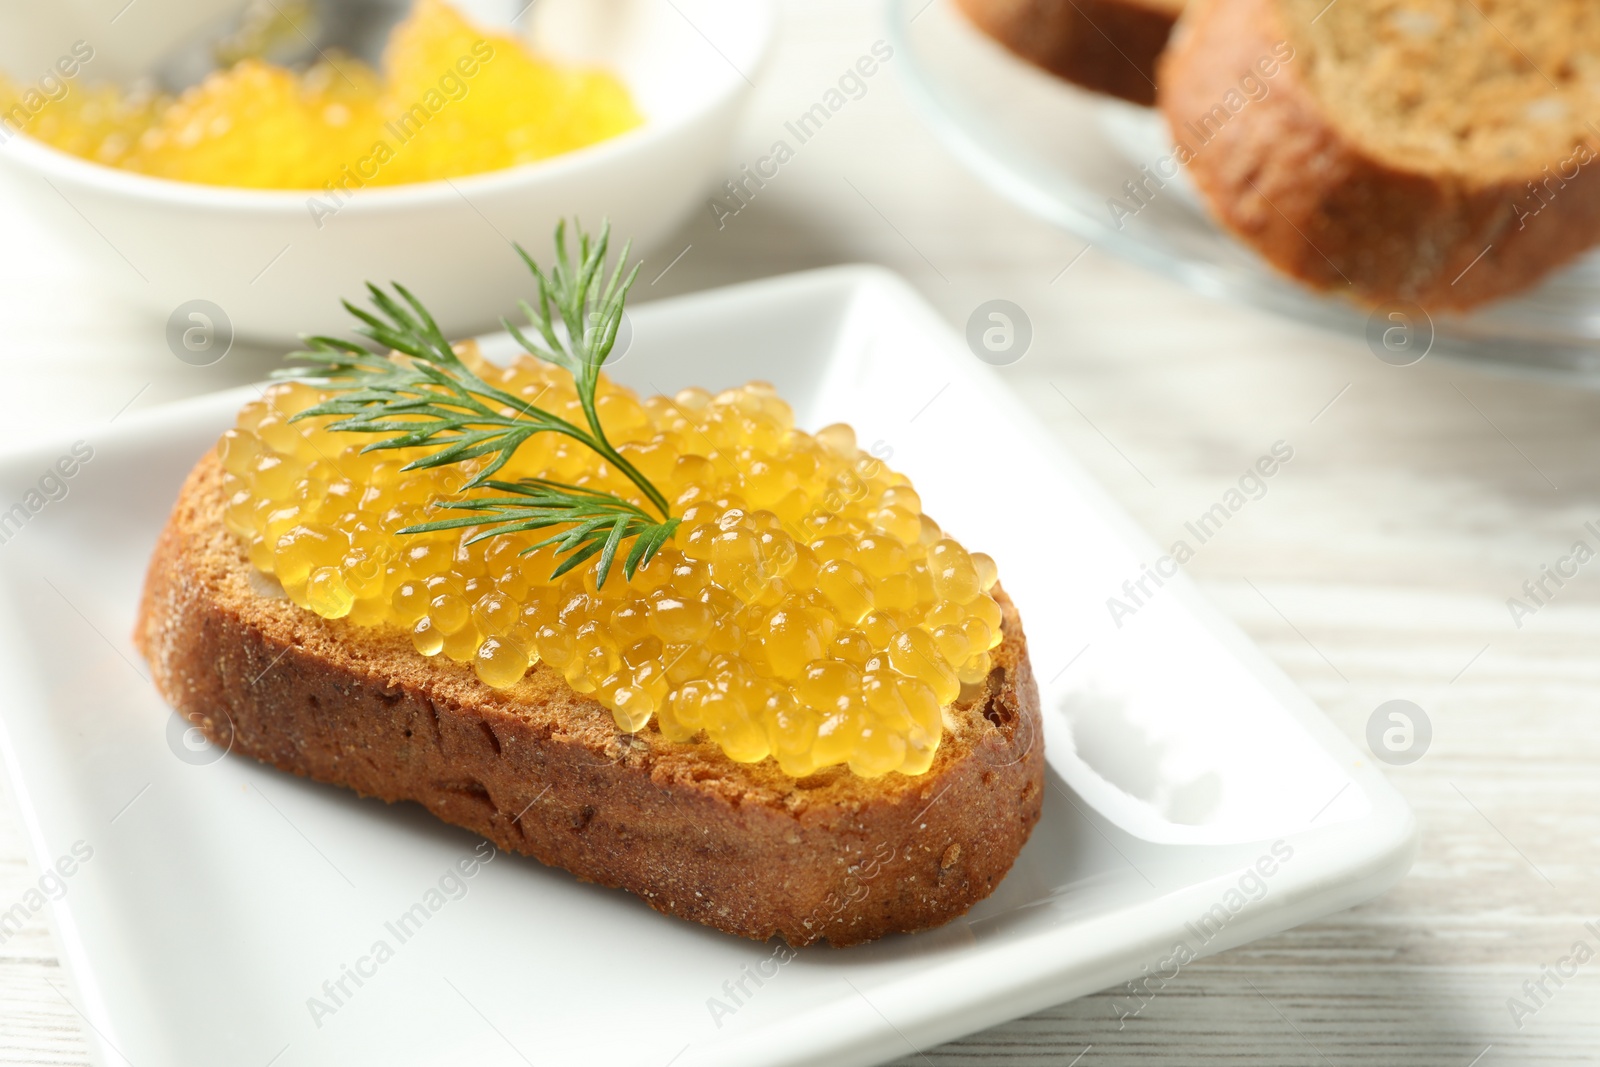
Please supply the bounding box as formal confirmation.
[135,452,1044,946]
[1158,0,1600,310]
[955,0,1181,106]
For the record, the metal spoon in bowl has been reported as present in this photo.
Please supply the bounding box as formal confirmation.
[151,0,412,93]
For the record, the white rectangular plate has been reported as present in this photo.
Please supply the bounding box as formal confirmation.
[0,267,1414,1067]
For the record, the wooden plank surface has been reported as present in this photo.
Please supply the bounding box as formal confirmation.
[2,1,1597,1063]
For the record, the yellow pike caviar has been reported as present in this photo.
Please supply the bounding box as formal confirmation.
[222,348,1004,779]
[0,0,640,189]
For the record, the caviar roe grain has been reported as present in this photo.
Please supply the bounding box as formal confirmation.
[223,345,1004,779]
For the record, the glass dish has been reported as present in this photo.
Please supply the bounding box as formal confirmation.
[891,0,1600,381]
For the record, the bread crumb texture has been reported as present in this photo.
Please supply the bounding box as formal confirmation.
[1289,0,1600,177]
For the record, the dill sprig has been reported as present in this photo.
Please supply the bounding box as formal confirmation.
[281,219,679,587]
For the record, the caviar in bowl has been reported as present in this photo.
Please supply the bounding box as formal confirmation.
[0,0,773,342]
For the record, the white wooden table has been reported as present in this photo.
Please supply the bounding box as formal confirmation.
[2,1,1597,1063]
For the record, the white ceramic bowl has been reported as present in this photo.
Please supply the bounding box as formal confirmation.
[0,0,774,342]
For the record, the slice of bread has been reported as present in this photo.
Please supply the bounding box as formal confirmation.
[135,451,1045,947]
[1159,0,1600,309]
[955,0,1185,106]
